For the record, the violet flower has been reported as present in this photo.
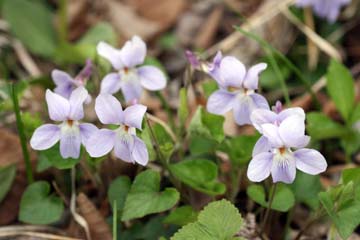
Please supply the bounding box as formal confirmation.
[52,59,92,102]
[206,54,269,125]
[30,87,97,159]
[97,36,166,103]
[296,0,351,22]
[247,104,327,184]
[86,94,149,166]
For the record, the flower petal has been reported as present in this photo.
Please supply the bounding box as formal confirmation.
[95,94,123,124]
[86,129,116,157]
[206,89,235,115]
[261,124,283,148]
[69,87,88,120]
[207,51,223,84]
[277,107,305,123]
[51,69,75,87]
[123,104,147,129]
[138,66,166,90]
[250,108,277,133]
[121,80,143,103]
[279,115,309,148]
[247,152,273,182]
[249,93,270,110]
[252,136,272,157]
[97,41,123,69]
[233,93,268,125]
[131,136,149,166]
[271,154,296,184]
[45,89,70,121]
[120,36,146,68]
[30,124,60,150]
[294,148,327,175]
[219,56,246,88]
[243,63,267,90]
[60,125,81,159]
[100,73,122,95]
[54,84,73,99]
[79,123,98,147]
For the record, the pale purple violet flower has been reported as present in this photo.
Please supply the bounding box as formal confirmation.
[296,0,351,22]
[206,54,269,125]
[52,59,92,102]
[86,94,149,166]
[30,87,97,159]
[247,103,327,184]
[97,36,166,103]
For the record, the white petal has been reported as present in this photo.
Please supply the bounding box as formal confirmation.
[131,136,149,166]
[97,41,123,69]
[138,66,166,90]
[30,124,60,150]
[79,123,98,147]
[114,137,133,163]
[271,153,296,184]
[206,89,235,115]
[247,152,273,182]
[250,108,277,133]
[69,87,88,120]
[100,73,122,95]
[277,107,305,123]
[120,36,146,68]
[294,148,327,175]
[60,124,82,159]
[243,63,267,90]
[86,129,116,158]
[45,89,70,121]
[252,136,272,157]
[95,94,123,125]
[279,115,308,148]
[123,104,147,129]
[219,56,246,88]
[261,123,283,148]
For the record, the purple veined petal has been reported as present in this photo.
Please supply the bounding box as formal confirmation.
[233,93,269,126]
[261,123,283,148]
[59,124,82,159]
[121,80,143,103]
[294,148,327,175]
[206,89,236,115]
[123,104,147,129]
[86,129,116,157]
[30,124,60,150]
[247,152,273,182]
[250,108,277,133]
[279,115,309,148]
[277,107,305,123]
[68,87,88,120]
[243,63,267,90]
[79,123,98,147]
[95,94,123,125]
[219,56,246,88]
[137,66,167,91]
[271,153,296,184]
[120,36,146,68]
[100,73,122,95]
[252,136,272,157]
[45,89,70,121]
[114,137,133,163]
[131,136,149,166]
[249,93,270,110]
[97,41,123,70]
[54,83,73,99]
[207,51,223,86]
[51,69,75,87]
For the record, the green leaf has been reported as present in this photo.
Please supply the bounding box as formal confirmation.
[260,57,291,89]
[3,0,56,57]
[78,22,116,45]
[247,184,295,212]
[326,60,355,121]
[108,176,131,217]
[171,199,243,240]
[202,81,218,98]
[164,206,198,226]
[349,104,360,126]
[290,172,322,209]
[342,167,360,200]
[319,182,360,239]
[0,164,16,203]
[38,144,80,170]
[54,42,96,64]
[170,159,225,196]
[19,181,64,224]
[189,136,218,155]
[121,170,180,221]
[307,112,348,140]
[189,106,225,143]
[178,88,189,128]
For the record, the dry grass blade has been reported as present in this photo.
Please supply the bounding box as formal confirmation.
[12,39,42,77]
[0,226,81,240]
[304,8,319,70]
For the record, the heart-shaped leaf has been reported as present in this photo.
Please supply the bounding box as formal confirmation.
[164,206,198,226]
[170,159,225,196]
[0,164,16,203]
[19,181,64,224]
[121,170,179,221]
[37,144,80,170]
[108,176,131,217]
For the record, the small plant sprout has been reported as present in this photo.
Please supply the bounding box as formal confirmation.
[97,36,167,102]
[247,102,327,183]
[52,59,92,102]
[205,53,269,125]
[296,0,351,22]
[86,94,149,166]
[30,87,97,159]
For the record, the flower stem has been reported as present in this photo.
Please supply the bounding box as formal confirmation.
[58,0,68,43]
[113,200,117,240]
[155,92,176,131]
[9,83,33,184]
[260,183,277,237]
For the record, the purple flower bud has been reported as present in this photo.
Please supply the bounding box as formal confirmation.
[185,50,201,69]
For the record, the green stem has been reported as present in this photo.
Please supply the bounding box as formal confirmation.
[260,183,277,237]
[58,0,68,43]
[113,200,117,240]
[9,83,33,183]
[155,92,176,131]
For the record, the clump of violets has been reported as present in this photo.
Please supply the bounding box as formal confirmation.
[296,0,351,22]
[52,59,92,102]
[86,94,149,166]
[97,36,167,102]
[30,87,97,159]
[247,101,327,184]
[204,52,269,125]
